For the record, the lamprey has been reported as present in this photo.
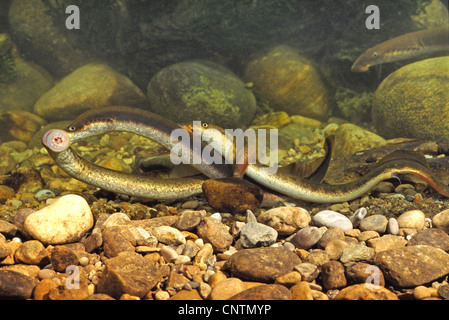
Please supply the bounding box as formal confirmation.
[64,106,233,179]
[190,122,449,203]
[42,129,205,200]
[351,26,449,72]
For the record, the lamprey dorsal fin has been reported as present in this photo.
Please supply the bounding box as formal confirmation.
[374,149,431,170]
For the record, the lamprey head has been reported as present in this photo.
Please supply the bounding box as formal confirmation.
[42,129,71,152]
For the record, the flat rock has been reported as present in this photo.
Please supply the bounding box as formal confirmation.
[374,245,449,287]
[209,277,247,300]
[288,226,322,250]
[257,206,311,235]
[102,226,136,258]
[366,235,408,253]
[226,247,301,282]
[340,243,375,267]
[97,251,162,299]
[151,225,186,246]
[408,228,449,251]
[335,283,398,300]
[23,194,94,245]
[229,284,292,300]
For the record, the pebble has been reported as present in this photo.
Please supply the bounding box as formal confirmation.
[196,217,233,253]
[407,228,449,251]
[173,210,205,231]
[50,246,79,272]
[0,220,18,238]
[396,210,425,231]
[0,270,37,299]
[349,207,367,228]
[359,214,388,233]
[102,226,136,258]
[294,263,320,282]
[239,212,278,248]
[229,284,292,300]
[335,283,398,300]
[312,210,353,232]
[23,194,94,245]
[366,234,407,253]
[37,268,56,280]
[386,217,399,235]
[345,262,385,286]
[274,271,302,288]
[317,226,345,249]
[160,245,179,263]
[257,206,311,235]
[34,189,56,201]
[321,261,347,290]
[209,277,247,300]
[14,240,49,266]
[226,247,301,282]
[340,243,375,267]
[290,281,313,300]
[432,209,449,233]
[151,226,186,246]
[288,226,322,250]
[97,251,162,299]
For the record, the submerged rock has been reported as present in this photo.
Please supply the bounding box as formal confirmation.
[147,60,257,128]
[244,45,329,120]
[34,63,148,121]
[372,56,449,139]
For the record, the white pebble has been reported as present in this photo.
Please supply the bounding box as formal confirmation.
[387,218,399,235]
[160,245,179,262]
[313,210,353,232]
[79,256,89,267]
[155,291,170,300]
[210,212,222,221]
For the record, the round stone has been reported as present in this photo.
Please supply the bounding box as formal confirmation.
[312,210,353,232]
[359,214,388,233]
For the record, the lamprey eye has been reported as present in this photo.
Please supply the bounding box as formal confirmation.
[373,51,378,57]
[42,129,71,152]
[202,122,209,129]
[67,125,76,132]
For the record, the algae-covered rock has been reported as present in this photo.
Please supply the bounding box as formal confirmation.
[0,58,53,113]
[332,123,386,159]
[372,57,449,139]
[34,63,148,121]
[146,60,256,128]
[244,45,329,120]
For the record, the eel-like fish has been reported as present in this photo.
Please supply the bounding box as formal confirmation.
[351,26,449,72]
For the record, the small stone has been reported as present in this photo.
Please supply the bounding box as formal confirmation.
[0,270,37,299]
[155,290,170,300]
[194,243,213,270]
[357,230,380,242]
[239,221,278,248]
[408,228,449,251]
[14,240,49,266]
[288,226,322,250]
[290,281,313,300]
[413,285,434,300]
[50,246,79,272]
[33,278,58,300]
[340,243,375,267]
[312,210,353,232]
[209,277,247,300]
[349,207,367,228]
[23,194,94,245]
[0,185,15,201]
[151,226,185,246]
[335,283,398,300]
[173,210,205,231]
[208,272,227,288]
[324,239,349,260]
[433,209,449,233]
[169,289,203,300]
[82,232,103,253]
[257,206,311,235]
[359,215,388,233]
[181,200,200,209]
[345,262,385,286]
[198,282,212,299]
[0,240,11,260]
[374,245,449,287]
[202,178,263,214]
[229,284,292,300]
[0,220,18,238]
[366,235,408,253]
[396,210,425,231]
[226,247,301,282]
[48,271,90,300]
[387,218,399,235]
[317,227,345,249]
[97,251,162,299]
[34,189,56,201]
[321,261,347,290]
[437,284,449,299]
[37,269,56,280]
[102,226,136,258]
[294,263,320,282]
[303,249,330,267]
[160,245,179,263]
[196,217,233,252]
[101,213,131,229]
[274,271,302,287]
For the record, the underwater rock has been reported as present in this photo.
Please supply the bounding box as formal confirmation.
[372,56,449,139]
[244,45,329,120]
[146,60,256,128]
[332,123,386,159]
[34,63,148,121]
[0,110,47,143]
[8,0,89,78]
[0,58,53,113]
